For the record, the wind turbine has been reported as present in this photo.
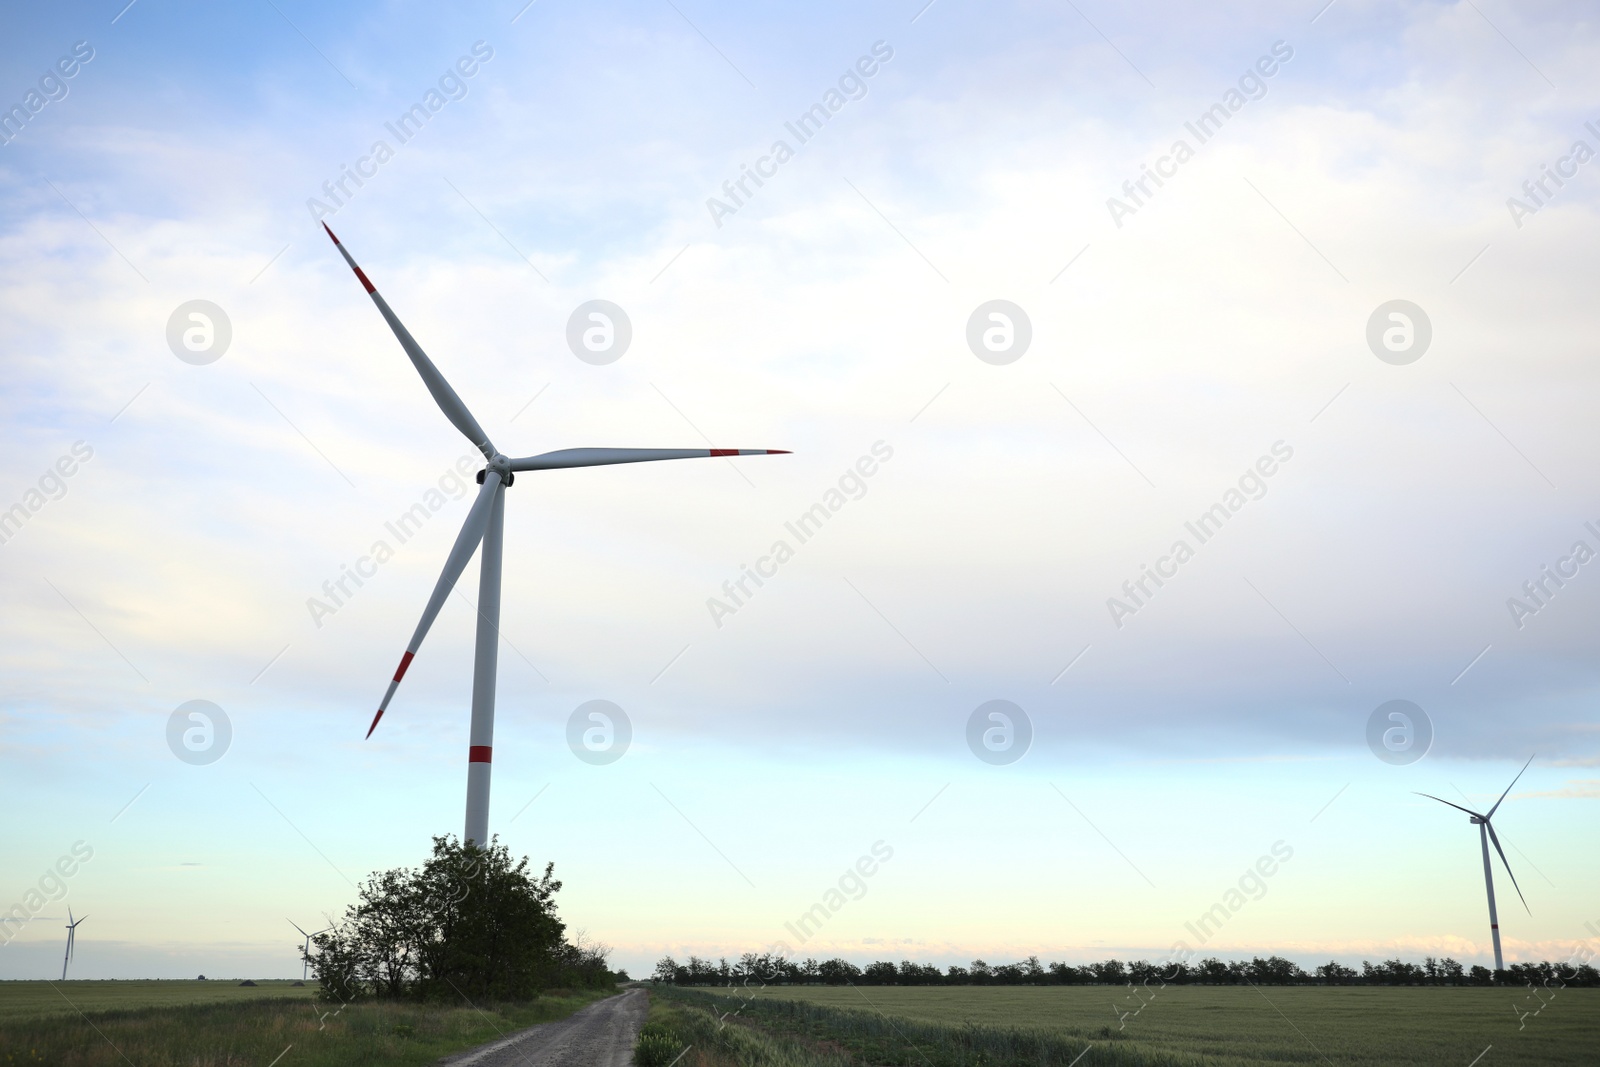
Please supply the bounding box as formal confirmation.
[323,225,787,847]
[61,908,86,980]
[1416,755,1535,972]
[288,918,333,981]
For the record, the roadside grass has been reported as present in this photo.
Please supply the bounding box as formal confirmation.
[656,984,1600,1066]
[0,980,314,1022]
[0,986,613,1066]
[636,988,851,1067]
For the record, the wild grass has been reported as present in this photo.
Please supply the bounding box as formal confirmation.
[657,983,1600,1066]
[636,991,853,1067]
[0,985,611,1066]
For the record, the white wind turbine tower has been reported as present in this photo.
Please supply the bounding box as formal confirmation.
[324,225,787,847]
[1416,755,1535,972]
[61,908,86,980]
[288,918,333,981]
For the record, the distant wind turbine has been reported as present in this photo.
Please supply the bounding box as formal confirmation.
[1416,755,1535,971]
[288,918,333,981]
[322,225,788,847]
[61,908,86,981]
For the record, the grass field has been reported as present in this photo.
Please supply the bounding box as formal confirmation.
[663,983,1600,1066]
[0,982,612,1066]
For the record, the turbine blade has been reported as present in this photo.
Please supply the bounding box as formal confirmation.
[322,224,495,459]
[1485,821,1529,913]
[367,473,502,738]
[1486,754,1535,819]
[507,447,791,472]
[288,919,309,938]
[1414,792,1483,819]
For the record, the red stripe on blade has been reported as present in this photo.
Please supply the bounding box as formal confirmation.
[468,746,492,763]
[766,450,791,454]
[321,222,340,245]
[709,449,736,456]
[365,709,384,739]
[353,266,376,294]
[394,651,415,681]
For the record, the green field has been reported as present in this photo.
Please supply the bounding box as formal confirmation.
[0,979,315,1021]
[0,981,611,1066]
[665,983,1599,1066]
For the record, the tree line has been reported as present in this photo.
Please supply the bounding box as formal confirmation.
[309,836,615,1002]
[653,952,1600,987]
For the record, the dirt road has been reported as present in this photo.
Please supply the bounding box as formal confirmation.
[437,987,648,1067]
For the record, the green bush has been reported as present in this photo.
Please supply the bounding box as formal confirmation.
[632,1024,684,1067]
[309,835,614,1003]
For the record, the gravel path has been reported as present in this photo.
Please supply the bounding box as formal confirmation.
[437,987,648,1067]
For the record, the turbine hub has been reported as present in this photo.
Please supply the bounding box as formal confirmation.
[477,454,514,486]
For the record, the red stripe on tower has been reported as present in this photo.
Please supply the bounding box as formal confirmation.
[468,746,492,763]
[394,651,415,681]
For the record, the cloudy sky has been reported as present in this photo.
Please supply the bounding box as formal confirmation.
[2,0,1597,983]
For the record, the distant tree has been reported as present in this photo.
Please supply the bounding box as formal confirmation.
[1439,958,1465,983]
[992,963,1023,985]
[1315,961,1356,985]
[864,961,898,984]
[1194,958,1230,984]
[946,965,969,982]
[1047,961,1083,985]
[1090,959,1126,984]
[1248,956,1305,984]
[819,958,861,984]
[969,960,993,984]
[1467,964,1495,986]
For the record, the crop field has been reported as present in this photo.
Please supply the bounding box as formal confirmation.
[0,983,610,1066]
[662,984,1600,1066]
[0,979,315,1021]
